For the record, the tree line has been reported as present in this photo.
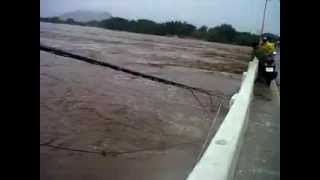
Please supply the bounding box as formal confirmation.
[40,16,279,47]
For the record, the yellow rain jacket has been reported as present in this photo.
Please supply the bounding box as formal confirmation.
[260,41,276,55]
[254,41,276,60]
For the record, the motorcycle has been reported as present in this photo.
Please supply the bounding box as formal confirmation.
[258,51,278,87]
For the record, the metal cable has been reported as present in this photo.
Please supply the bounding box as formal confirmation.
[189,89,214,120]
[40,44,227,101]
[195,103,222,163]
[40,140,202,157]
[40,143,104,155]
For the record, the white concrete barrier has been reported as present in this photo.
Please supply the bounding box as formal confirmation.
[186,58,259,180]
[229,93,238,108]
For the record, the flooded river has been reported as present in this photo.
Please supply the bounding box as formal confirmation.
[40,22,252,180]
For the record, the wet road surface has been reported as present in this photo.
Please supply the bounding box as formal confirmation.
[234,81,280,180]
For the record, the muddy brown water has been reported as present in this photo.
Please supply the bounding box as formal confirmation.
[40,22,251,180]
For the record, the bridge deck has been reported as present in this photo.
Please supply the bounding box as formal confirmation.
[234,81,280,180]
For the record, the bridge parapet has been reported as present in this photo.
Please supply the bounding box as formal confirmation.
[186,58,259,180]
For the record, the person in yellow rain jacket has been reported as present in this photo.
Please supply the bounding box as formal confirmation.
[255,36,276,60]
[254,36,277,82]
[260,37,276,54]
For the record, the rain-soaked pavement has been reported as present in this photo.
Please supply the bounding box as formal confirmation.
[40,22,252,180]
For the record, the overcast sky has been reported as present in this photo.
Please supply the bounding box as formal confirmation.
[40,0,280,35]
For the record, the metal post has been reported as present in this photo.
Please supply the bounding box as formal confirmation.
[260,0,269,42]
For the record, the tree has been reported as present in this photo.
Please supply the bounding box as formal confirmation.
[182,22,196,36]
[161,21,196,36]
[134,19,159,34]
[40,17,62,23]
[98,17,132,31]
[66,18,75,24]
[192,25,208,39]
[198,25,208,33]
[41,15,265,47]
[234,32,260,46]
[207,24,237,43]
[85,20,99,27]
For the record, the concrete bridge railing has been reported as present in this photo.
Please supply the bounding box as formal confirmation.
[186,58,259,180]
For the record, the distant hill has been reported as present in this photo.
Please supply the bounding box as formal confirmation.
[60,10,112,22]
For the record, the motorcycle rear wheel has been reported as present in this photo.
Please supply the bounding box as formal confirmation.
[266,79,272,87]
